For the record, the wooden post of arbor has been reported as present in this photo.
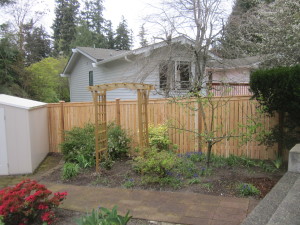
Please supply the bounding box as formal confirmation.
[115,98,121,126]
[88,83,154,172]
[59,100,65,143]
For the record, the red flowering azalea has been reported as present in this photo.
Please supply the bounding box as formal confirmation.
[0,179,67,225]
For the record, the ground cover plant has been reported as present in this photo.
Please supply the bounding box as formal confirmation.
[43,150,284,199]
[46,123,284,199]
[0,179,67,225]
[76,206,132,225]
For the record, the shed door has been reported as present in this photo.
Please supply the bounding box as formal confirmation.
[0,108,8,175]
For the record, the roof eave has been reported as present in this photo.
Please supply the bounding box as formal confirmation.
[62,48,98,75]
[94,36,196,67]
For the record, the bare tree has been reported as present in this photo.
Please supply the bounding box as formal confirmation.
[1,0,47,54]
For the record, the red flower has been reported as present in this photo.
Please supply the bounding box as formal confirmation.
[0,179,67,225]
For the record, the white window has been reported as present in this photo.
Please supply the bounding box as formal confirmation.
[159,61,191,90]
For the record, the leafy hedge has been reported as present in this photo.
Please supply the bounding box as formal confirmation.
[250,64,300,149]
[250,64,300,116]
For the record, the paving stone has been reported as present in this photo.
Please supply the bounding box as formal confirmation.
[210,219,241,225]
[213,207,246,222]
[42,182,250,225]
[219,198,249,211]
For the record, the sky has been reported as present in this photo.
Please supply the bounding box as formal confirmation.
[1,0,234,48]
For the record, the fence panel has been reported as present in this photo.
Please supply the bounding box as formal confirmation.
[47,96,278,159]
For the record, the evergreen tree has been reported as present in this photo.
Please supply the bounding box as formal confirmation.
[114,16,132,50]
[105,20,115,49]
[138,24,148,47]
[52,0,80,56]
[81,0,104,34]
[0,25,28,97]
[73,0,106,48]
[23,21,51,65]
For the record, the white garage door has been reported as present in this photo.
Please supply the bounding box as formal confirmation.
[0,108,8,175]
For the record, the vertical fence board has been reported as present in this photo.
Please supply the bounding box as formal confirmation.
[47,96,278,159]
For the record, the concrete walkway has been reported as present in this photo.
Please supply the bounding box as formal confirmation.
[43,182,259,225]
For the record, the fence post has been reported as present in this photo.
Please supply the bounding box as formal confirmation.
[59,101,65,143]
[116,98,121,126]
[198,101,202,152]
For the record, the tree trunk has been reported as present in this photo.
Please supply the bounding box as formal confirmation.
[206,141,213,168]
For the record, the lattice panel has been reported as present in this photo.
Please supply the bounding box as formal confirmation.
[137,89,150,155]
[89,83,154,172]
[93,90,107,172]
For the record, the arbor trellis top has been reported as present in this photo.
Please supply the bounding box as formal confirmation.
[88,82,154,172]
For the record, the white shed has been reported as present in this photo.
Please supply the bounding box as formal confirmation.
[0,95,49,175]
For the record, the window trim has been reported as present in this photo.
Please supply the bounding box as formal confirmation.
[89,71,93,86]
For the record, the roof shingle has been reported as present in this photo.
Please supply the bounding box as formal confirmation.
[76,47,129,61]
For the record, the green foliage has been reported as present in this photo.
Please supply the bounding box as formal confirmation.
[23,22,51,65]
[149,124,174,151]
[100,157,114,170]
[202,183,213,191]
[237,183,260,196]
[134,148,198,187]
[60,123,96,167]
[52,0,80,56]
[133,148,180,178]
[61,123,131,170]
[187,177,201,185]
[0,34,28,97]
[250,65,300,115]
[272,157,282,169]
[114,16,132,50]
[62,162,80,180]
[0,216,3,225]
[122,179,135,189]
[26,57,69,102]
[107,123,131,160]
[141,176,182,189]
[76,206,132,225]
[250,64,300,149]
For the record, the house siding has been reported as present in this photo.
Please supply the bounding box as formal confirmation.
[69,55,95,102]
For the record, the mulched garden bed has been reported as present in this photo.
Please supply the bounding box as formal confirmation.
[41,156,285,199]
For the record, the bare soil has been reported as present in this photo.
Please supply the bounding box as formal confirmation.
[41,157,285,199]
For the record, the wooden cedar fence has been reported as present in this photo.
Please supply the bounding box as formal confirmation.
[47,96,278,160]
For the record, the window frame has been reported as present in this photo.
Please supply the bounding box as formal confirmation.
[89,71,93,86]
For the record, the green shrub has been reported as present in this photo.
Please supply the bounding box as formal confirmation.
[149,124,174,151]
[60,123,132,170]
[62,162,80,180]
[122,179,135,189]
[100,157,115,170]
[76,206,132,225]
[134,148,198,187]
[133,148,180,178]
[60,123,95,167]
[107,123,131,160]
[237,183,260,196]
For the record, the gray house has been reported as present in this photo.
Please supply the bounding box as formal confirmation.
[61,36,259,102]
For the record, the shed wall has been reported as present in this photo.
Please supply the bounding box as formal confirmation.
[28,107,49,171]
[2,104,32,174]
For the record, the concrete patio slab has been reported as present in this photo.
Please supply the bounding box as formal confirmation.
[42,182,257,225]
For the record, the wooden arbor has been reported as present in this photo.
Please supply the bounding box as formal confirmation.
[88,83,154,172]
